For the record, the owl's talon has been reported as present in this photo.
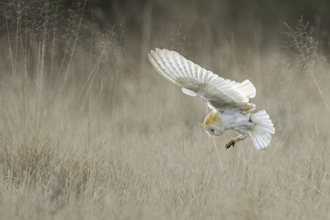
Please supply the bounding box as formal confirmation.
[225,140,235,149]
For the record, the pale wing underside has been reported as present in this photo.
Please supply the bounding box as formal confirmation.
[148,48,256,111]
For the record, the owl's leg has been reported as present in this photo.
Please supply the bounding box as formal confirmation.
[225,134,248,149]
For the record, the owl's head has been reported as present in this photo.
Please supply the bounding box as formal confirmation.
[203,110,225,136]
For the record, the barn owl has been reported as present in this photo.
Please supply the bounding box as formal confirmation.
[148,48,275,150]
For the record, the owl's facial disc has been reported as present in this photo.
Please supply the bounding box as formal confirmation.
[204,125,224,136]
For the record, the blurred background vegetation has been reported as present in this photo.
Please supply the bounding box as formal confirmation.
[67,0,330,54]
[2,0,329,56]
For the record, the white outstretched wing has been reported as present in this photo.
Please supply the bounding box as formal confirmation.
[148,48,256,111]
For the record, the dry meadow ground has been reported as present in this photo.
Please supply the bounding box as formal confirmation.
[1,3,330,220]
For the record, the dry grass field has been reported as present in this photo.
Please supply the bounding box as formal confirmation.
[1,2,330,220]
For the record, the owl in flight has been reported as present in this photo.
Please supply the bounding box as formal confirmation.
[148,48,275,150]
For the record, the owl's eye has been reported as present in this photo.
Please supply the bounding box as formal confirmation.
[210,128,214,132]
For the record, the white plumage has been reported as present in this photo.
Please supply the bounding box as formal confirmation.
[148,48,275,150]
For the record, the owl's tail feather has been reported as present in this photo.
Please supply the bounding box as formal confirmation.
[248,110,275,150]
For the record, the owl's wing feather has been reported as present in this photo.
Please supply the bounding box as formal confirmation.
[148,48,256,111]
